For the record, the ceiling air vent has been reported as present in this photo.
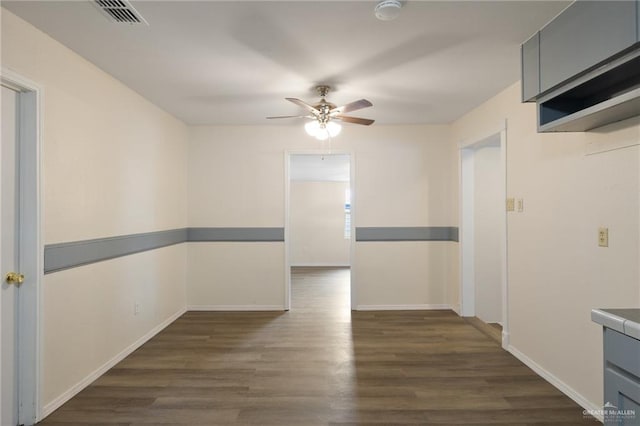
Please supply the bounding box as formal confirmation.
[94,0,148,25]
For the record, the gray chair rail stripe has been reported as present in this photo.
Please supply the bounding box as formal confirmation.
[44,226,458,274]
[44,227,286,274]
[356,227,459,242]
[188,227,284,242]
[44,229,188,274]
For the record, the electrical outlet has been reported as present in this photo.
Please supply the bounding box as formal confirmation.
[598,227,609,247]
[134,302,140,315]
[517,199,524,212]
[506,198,515,212]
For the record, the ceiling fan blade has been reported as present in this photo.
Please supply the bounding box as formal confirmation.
[335,115,375,126]
[266,115,313,119]
[331,99,373,114]
[286,98,320,115]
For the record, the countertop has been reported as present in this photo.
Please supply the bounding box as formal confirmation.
[592,308,640,340]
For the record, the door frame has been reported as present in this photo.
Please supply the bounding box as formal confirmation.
[458,122,509,349]
[284,150,356,310]
[1,68,44,425]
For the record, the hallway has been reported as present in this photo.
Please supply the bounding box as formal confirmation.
[39,268,592,424]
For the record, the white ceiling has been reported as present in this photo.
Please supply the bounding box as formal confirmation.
[2,1,569,125]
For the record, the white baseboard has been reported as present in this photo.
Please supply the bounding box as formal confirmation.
[290,263,350,267]
[42,307,187,419]
[187,305,284,311]
[356,304,451,311]
[501,330,510,350]
[451,304,461,315]
[508,345,603,423]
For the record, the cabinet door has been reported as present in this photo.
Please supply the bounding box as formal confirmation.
[539,0,637,93]
[521,32,540,102]
[604,328,640,379]
[604,368,640,425]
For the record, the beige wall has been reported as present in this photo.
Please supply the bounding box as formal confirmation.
[187,243,284,309]
[355,242,453,308]
[451,82,640,410]
[1,10,189,414]
[290,181,350,266]
[350,124,455,309]
[187,124,455,309]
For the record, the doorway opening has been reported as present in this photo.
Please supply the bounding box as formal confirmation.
[290,267,351,317]
[1,71,43,425]
[284,152,355,312]
[459,128,509,349]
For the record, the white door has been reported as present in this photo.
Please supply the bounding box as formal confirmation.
[1,84,22,426]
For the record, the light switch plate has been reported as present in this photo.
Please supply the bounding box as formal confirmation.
[517,199,524,212]
[598,227,609,247]
[506,198,515,212]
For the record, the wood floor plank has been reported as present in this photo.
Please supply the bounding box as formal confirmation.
[38,267,594,425]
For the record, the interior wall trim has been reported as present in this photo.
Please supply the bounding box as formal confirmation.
[187,305,285,311]
[187,227,284,242]
[44,226,458,274]
[356,304,452,311]
[44,228,188,274]
[355,226,459,242]
[507,344,602,422]
[44,227,286,274]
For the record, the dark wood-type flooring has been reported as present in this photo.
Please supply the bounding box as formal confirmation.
[40,267,596,425]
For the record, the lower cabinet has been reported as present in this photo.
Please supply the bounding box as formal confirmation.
[603,328,640,425]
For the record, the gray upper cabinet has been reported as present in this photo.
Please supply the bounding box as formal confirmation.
[520,0,640,132]
[539,1,637,93]
[521,33,540,102]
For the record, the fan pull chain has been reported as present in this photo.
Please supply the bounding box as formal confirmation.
[320,134,332,155]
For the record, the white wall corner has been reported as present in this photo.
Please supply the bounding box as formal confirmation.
[501,330,510,350]
[457,119,507,149]
[451,304,461,315]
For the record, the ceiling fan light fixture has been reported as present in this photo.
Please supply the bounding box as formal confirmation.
[270,85,372,140]
[315,131,330,141]
[305,120,342,140]
[374,0,402,21]
[326,121,342,138]
[304,120,321,136]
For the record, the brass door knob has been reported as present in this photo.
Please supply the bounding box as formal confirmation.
[5,272,24,286]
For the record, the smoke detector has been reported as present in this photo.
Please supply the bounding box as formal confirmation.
[374,0,402,21]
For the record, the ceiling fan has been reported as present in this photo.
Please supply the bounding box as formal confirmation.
[267,85,374,140]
